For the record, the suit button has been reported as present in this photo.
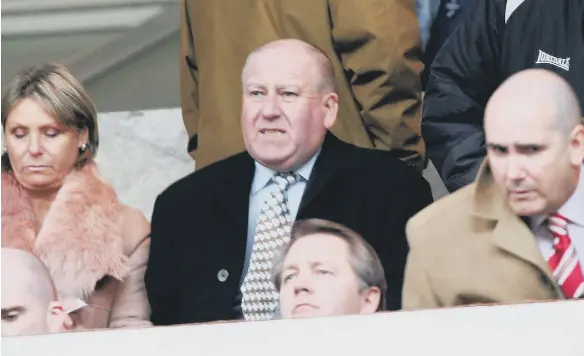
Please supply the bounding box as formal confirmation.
[217,269,229,282]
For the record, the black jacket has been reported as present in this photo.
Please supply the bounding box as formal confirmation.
[144,133,433,325]
[422,0,584,192]
[421,0,478,90]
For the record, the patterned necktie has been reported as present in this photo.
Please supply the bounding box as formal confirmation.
[546,213,584,299]
[241,172,298,320]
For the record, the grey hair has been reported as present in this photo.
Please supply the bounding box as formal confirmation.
[271,218,387,311]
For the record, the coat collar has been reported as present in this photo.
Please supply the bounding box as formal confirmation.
[471,159,507,221]
[251,147,321,196]
[470,159,563,294]
[1,162,128,301]
[299,131,360,211]
[215,131,361,241]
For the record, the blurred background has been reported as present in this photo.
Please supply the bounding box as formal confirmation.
[2,0,181,113]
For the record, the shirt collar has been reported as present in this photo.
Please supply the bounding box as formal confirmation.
[530,164,584,228]
[558,164,584,226]
[251,147,322,196]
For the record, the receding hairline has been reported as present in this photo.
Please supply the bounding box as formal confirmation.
[241,39,335,93]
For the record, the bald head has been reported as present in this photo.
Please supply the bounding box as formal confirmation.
[484,68,584,217]
[2,248,73,337]
[2,248,59,336]
[242,39,335,93]
[486,69,582,137]
[2,248,56,305]
[239,37,340,173]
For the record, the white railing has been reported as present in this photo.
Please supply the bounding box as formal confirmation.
[3,300,583,355]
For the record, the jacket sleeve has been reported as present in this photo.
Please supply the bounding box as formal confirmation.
[108,236,153,328]
[329,0,425,169]
[144,194,180,326]
[401,219,442,309]
[421,0,506,192]
[386,166,435,310]
[179,0,200,153]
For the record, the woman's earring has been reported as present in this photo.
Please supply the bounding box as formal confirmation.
[2,146,7,154]
[80,143,87,152]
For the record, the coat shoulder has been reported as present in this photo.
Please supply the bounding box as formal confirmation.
[117,204,151,256]
[158,152,250,202]
[406,183,476,245]
[352,142,425,177]
[358,146,432,192]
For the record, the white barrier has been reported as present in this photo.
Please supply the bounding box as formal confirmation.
[3,301,583,355]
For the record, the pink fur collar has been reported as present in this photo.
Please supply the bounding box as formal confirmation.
[2,162,128,300]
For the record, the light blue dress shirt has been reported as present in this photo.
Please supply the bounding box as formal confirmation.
[235,149,321,319]
[240,148,322,284]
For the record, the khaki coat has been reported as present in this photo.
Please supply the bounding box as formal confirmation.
[402,160,566,309]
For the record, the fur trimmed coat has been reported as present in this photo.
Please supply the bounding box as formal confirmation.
[2,162,153,330]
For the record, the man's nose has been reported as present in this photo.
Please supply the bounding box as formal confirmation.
[261,94,281,120]
[506,154,526,181]
[292,272,314,295]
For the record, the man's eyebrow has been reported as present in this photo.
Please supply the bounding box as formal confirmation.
[310,261,325,267]
[245,82,265,88]
[282,264,298,272]
[487,142,544,148]
[277,84,301,89]
[311,261,338,271]
[486,143,507,149]
[515,143,544,148]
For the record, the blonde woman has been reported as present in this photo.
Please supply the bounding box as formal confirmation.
[1,63,152,330]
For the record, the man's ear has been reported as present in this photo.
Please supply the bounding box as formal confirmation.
[322,93,339,129]
[46,302,73,333]
[568,123,584,165]
[359,286,382,314]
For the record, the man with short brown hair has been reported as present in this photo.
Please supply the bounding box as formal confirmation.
[272,218,387,319]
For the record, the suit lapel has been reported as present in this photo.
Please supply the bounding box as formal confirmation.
[214,134,358,236]
[299,132,360,212]
[491,210,551,275]
[473,161,565,298]
[491,210,565,298]
[216,153,255,241]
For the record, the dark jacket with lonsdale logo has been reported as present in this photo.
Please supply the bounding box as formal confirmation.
[422,0,584,193]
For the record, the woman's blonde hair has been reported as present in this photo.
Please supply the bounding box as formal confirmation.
[1,63,99,171]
